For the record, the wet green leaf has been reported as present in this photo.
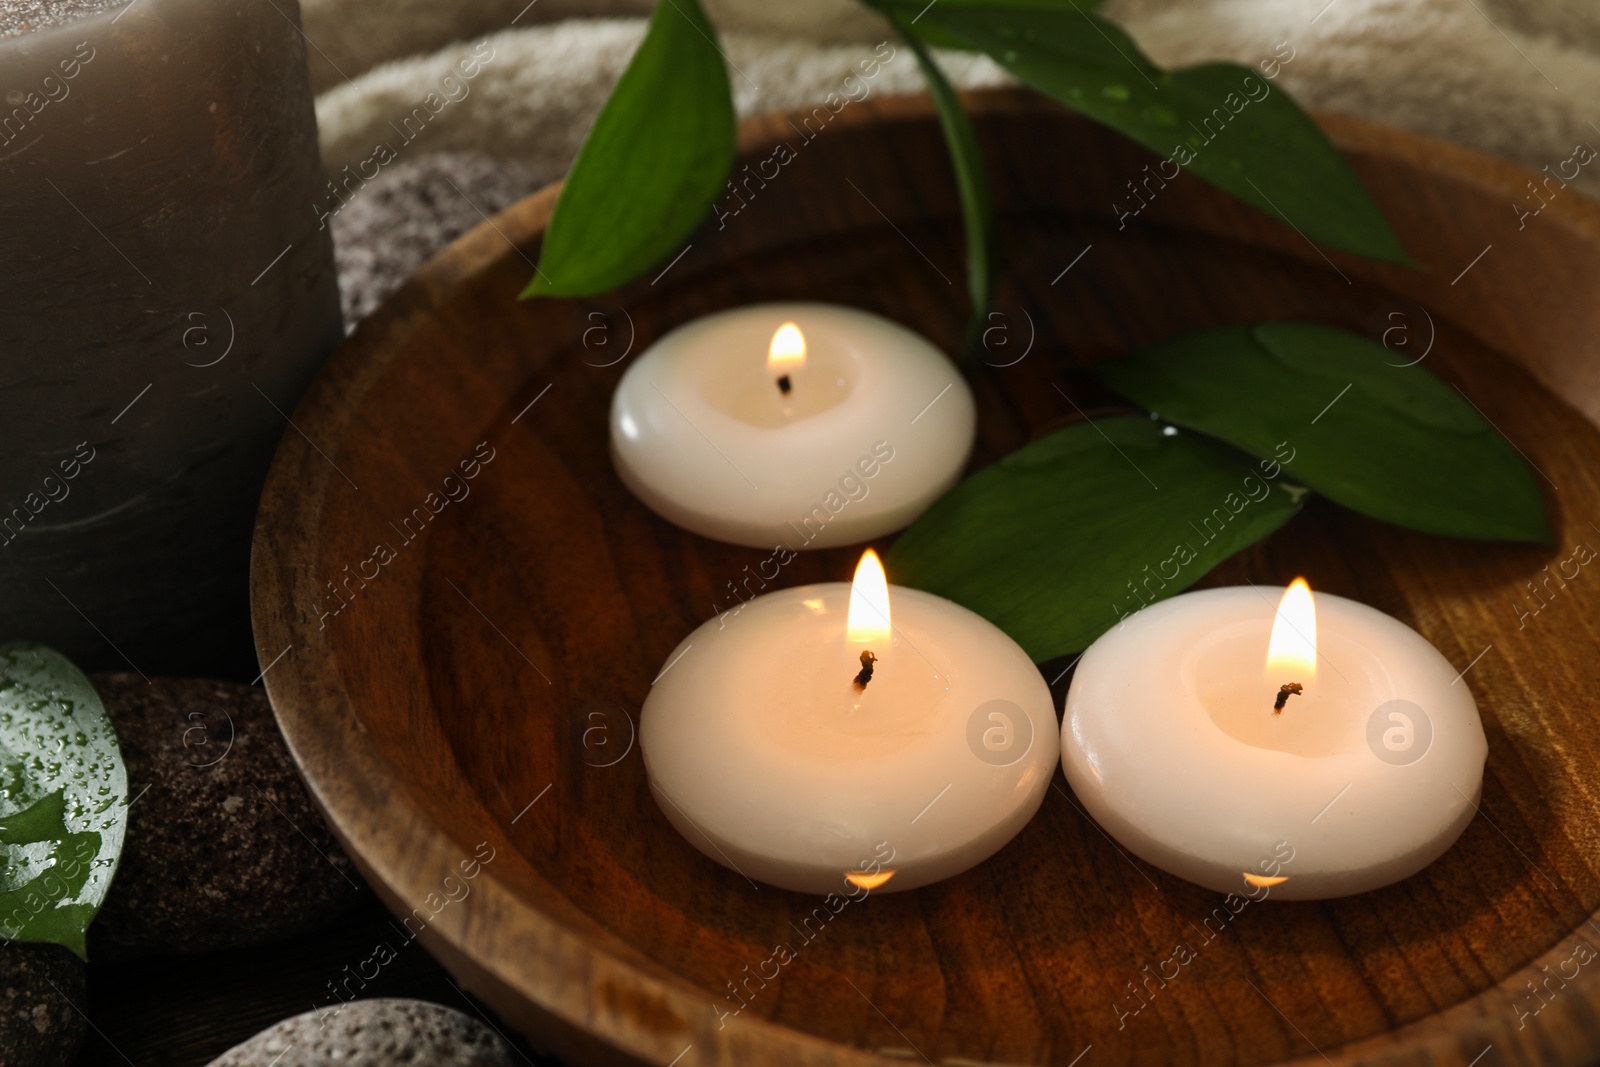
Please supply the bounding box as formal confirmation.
[522,0,735,298]
[887,417,1305,660]
[1090,323,1552,544]
[882,1,1409,263]
[0,643,128,959]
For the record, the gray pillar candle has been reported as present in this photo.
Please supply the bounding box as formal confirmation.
[0,0,342,675]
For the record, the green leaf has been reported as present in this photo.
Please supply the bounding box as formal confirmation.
[1089,323,1552,544]
[522,0,736,298]
[0,643,128,959]
[883,2,1409,264]
[890,15,996,351]
[872,0,1106,50]
[887,417,1304,661]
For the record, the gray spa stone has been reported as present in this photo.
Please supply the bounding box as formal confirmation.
[206,998,517,1066]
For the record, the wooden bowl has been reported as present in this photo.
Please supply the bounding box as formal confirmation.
[251,89,1600,1066]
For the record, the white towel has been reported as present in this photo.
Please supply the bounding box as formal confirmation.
[308,0,1600,191]
[310,0,1600,323]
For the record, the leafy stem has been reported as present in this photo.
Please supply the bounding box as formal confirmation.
[887,13,997,357]
[523,0,1410,308]
[522,0,734,298]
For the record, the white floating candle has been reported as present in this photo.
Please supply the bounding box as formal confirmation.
[642,551,1058,894]
[1062,580,1487,900]
[610,304,975,549]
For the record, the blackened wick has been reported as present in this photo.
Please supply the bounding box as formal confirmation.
[853,650,877,691]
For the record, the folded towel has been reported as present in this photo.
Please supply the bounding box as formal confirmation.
[312,0,1600,322]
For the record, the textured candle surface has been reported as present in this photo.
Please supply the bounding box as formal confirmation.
[0,0,341,672]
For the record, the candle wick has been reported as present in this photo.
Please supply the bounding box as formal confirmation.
[777,374,792,396]
[852,650,877,692]
[1273,682,1304,714]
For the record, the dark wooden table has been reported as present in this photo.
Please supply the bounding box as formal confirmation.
[76,889,561,1066]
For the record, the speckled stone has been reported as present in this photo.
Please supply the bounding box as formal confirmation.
[0,942,86,1067]
[87,674,364,962]
[0,0,126,38]
[206,998,516,1066]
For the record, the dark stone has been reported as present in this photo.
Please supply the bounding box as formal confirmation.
[88,674,364,962]
[206,998,516,1066]
[0,942,86,1067]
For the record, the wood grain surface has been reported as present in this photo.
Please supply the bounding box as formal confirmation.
[251,89,1600,1066]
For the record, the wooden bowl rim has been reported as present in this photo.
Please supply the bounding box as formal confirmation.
[251,88,1600,1067]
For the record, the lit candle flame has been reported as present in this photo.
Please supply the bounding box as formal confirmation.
[844,869,896,890]
[846,549,891,646]
[1265,577,1317,684]
[768,322,806,380]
